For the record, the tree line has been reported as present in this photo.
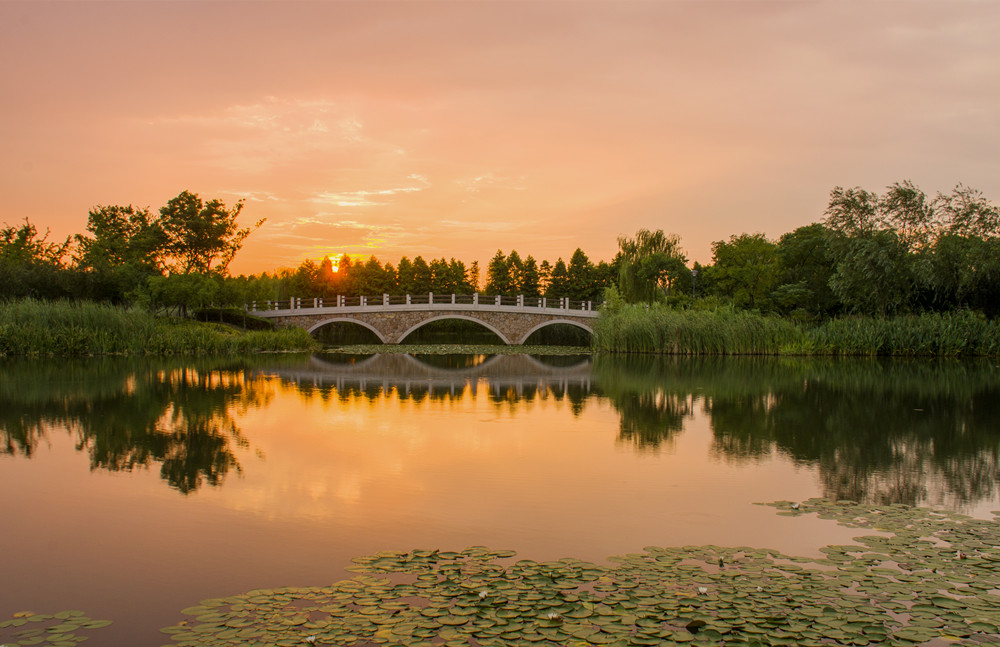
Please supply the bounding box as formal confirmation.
[0,190,614,316]
[269,247,617,304]
[613,181,1000,320]
[2,180,999,321]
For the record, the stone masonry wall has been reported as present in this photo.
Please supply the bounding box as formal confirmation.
[267,309,594,345]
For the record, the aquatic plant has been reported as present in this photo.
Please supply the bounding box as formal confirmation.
[0,610,112,646]
[159,500,1000,646]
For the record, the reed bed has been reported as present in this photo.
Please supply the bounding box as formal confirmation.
[810,311,1000,357]
[594,305,1000,357]
[592,304,803,355]
[0,299,316,356]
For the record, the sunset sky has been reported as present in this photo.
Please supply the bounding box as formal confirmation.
[2,1,999,275]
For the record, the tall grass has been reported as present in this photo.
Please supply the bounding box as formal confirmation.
[0,299,317,356]
[592,303,803,355]
[594,304,1000,357]
[809,311,1000,357]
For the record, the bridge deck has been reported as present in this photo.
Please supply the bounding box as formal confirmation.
[249,294,601,318]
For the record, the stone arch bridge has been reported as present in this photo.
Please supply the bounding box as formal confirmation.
[249,294,601,345]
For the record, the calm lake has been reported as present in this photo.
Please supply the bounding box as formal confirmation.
[2,353,999,646]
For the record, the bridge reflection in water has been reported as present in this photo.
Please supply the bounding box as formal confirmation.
[260,353,595,405]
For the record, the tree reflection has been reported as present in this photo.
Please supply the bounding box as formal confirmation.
[0,358,277,493]
[593,355,1000,508]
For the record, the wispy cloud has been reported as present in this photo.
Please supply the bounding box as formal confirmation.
[309,175,431,207]
[148,97,364,141]
[458,173,527,193]
[438,219,519,233]
[218,189,282,203]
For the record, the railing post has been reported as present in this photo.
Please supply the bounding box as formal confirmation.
[451,293,456,304]
[429,292,434,304]
[473,293,478,305]
[587,300,592,311]
[361,295,367,307]
[517,294,523,307]
[319,297,324,308]
[406,294,411,305]
[495,295,501,306]
[384,293,389,306]
[313,297,318,308]
[542,297,546,308]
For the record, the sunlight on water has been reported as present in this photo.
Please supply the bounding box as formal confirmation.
[2,354,999,645]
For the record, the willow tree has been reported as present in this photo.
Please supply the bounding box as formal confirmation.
[616,229,688,303]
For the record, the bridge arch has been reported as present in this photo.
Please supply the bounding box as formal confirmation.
[396,314,514,345]
[306,317,388,343]
[518,318,594,345]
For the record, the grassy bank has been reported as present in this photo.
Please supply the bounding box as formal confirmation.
[594,303,1000,357]
[593,304,802,354]
[0,299,317,356]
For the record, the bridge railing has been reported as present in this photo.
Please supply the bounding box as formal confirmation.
[247,294,602,313]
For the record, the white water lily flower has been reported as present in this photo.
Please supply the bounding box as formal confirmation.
[478,589,489,599]
[546,612,560,620]
[304,636,317,644]
[697,587,708,595]
[756,586,764,592]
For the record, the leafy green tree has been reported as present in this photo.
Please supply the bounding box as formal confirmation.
[773,224,839,318]
[616,229,689,303]
[0,219,73,299]
[934,184,1000,238]
[158,190,261,275]
[396,257,415,294]
[75,204,165,275]
[336,255,356,296]
[485,250,513,295]
[412,256,433,293]
[567,248,596,301]
[545,258,569,298]
[824,186,883,237]
[429,258,450,293]
[922,234,1000,314]
[146,273,219,317]
[316,256,337,297]
[828,230,915,315]
[538,260,552,294]
[468,260,481,292]
[520,256,541,297]
[507,250,523,294]
[881,181,936,251]
[355,256,393,295]
[709,233,779,310]
[446,258,471,293]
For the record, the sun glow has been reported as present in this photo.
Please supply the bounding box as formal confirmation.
[321,253,343,274]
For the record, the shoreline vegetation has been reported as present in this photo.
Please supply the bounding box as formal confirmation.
[594,302,1000,357]
[4,181,1000,358]
[0,299,317,357]
[4,298,1000,358]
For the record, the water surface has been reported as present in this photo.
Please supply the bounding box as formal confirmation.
[2,353,999,645]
